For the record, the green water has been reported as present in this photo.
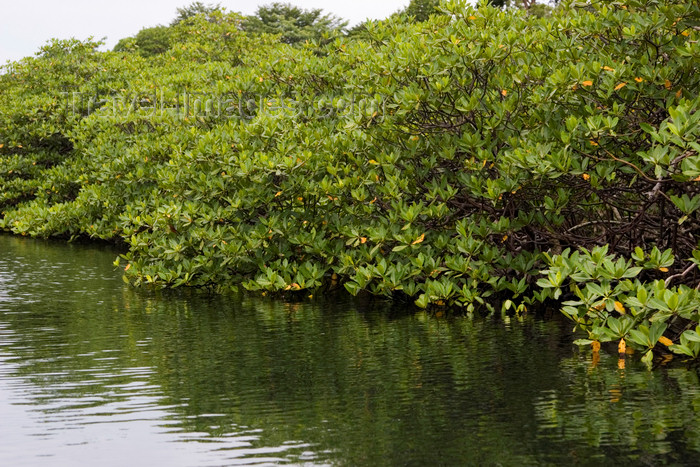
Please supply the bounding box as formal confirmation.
[0,235,699,466]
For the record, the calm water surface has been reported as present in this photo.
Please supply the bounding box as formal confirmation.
[0,234,699,466]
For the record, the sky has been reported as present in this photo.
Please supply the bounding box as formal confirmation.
[0,0,411,64]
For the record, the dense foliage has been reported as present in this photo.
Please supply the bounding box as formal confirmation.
[1,0,699,366]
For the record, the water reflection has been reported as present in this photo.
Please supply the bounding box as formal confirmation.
[0,234,699,465]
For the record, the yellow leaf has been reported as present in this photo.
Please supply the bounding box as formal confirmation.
[468,15,476,20]
[614,82,627,91]
[635,77,644,83]
[501,235,508,243]
[614,301,626,314]
[368,159,379,165]
[589,140,599,146]
[275,191,282,197]
[591,341,601,353]
[582,173,591,181]
[681,30,690,36]
[659,336,674,347]
[360,237,367,244]
[582,80,593,87]
[0,144,3,148]
[676,88,682,98]
[618,338,626,354]
[501,89,507,96]
[602,66,615,72]
[617,359,626,370]
[664,79,672,90]
[412,233,426,245]
[659,267,669,272]
[572,83,578,91]
[124,264,131,271]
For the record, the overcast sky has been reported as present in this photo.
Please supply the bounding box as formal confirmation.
[0,0,411,64]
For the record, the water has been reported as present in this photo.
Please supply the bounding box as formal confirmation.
[0,234,699,466]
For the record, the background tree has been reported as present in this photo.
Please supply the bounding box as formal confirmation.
[113,25,173,57]
[242,2,347,45]
[489,0,557,12]
[401,0,442,22]
[114,2,224,57]
[170,1,222,25]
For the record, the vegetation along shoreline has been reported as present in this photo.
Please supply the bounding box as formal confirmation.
[1,0,699,367]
